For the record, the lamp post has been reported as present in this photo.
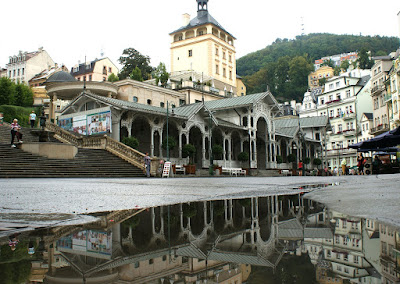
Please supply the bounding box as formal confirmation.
[166,101,169,161]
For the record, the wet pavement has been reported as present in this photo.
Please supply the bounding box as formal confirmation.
[0,193,397,283]
[1,174,400,283]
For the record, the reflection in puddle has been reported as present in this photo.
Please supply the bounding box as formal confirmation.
[0,194,398,283]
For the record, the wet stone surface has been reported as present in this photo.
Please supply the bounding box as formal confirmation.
[0,191,398,283]
[0,174,399,283]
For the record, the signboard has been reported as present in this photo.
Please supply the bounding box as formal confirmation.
[58,107,111,136]
[162,162,172,178]
[57,229,112,259]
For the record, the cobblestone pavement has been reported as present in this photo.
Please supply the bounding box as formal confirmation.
[1,174,399,232]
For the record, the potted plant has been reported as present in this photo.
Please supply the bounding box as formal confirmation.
[182,144,196,174]
[162,136,176,153]
[212,144,223,160]
[122,136,139,149]
[238,151,249,175]
[276,155,283,164]
[313,158,322,166]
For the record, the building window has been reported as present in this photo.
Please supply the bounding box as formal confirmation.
[346,90,350,97]
[103,77,106,81]
[160,102,165,108]
[147,99,152,105]
[83,76,86,81]
[216,64,219,74]
[89,75,92,81]
[223,52,226,59]
[77,77,81,81]
[188,50,193,57]
[133,96,138,102]
[17,69,20,76]
[223,68,226,77]
[149,259,153,264]
[229,54,232,62]
[329,83,334,90]
[215,48,219,55]
[229,70,232,80]
[198,31,203,36]
[179,99,186,106]
[109,67,112,73]
[13,70,15,77]
[135,262,140,268]
[103,66,107,75]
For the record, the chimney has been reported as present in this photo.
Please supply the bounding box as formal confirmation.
[183,13,190,26]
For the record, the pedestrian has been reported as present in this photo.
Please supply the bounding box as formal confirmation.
[357,153,365,175]
[10,119,21,147]
[9,234,19,251]
[341,158,347,175]
[372,155,382,174]
[29,110,36,128]
[144,152,151,177]
[298,160,303,176]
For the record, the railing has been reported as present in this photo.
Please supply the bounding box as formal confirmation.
[46,122,146,171]
[371,85,384,96]
[370,123,389,135]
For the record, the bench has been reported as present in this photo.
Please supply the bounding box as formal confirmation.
[222,167,246,176]
[281,170,292,176]
[175,165,186,175]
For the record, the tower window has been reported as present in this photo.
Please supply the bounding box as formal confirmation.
[215,48,219,55]
[188,50,193,57]
[216,64,219,74]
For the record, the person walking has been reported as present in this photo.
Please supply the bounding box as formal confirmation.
[357,153,365,175]
[144,152,151,177]
[341,158,347,175]
[10,119,21,147]
[29,111,37,128]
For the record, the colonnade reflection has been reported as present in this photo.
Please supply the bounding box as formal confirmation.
[0,194,399,283]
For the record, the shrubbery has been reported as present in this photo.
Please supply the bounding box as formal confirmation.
[0,105,40,127]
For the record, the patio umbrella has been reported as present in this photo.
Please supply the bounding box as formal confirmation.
[349,126,400,150]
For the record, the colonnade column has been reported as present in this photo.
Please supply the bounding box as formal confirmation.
[179,133,183,159]
[150,129,155,157]
[159,130,163,158]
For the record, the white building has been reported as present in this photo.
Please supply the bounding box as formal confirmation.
[299,70,373,170]
[6,47,55,85]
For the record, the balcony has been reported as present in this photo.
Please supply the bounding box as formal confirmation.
[371,85,385,96]
[325,99,341,105]
[370,123,389,135]
[343,112,356,120]
[384,94,393,103]
[343,129,357,137]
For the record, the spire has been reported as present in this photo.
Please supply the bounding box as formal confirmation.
[197,0,208,17]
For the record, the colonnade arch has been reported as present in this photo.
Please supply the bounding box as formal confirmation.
[131,116,151,154]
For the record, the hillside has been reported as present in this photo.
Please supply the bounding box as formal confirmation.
[237,33,399,77]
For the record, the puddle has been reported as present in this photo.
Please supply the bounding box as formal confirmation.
[293,182,340,190]
[0,194,396,283]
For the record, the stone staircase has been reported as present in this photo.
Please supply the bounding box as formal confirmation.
[0,124,145,178]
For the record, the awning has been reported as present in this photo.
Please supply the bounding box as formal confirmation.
[349,126,400,150]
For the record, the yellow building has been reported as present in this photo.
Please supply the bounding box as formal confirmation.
[308,66,334,89]
[70,57,119,82]
[170,0,237,95]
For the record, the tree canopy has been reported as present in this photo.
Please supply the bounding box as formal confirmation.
[0,77,33,107]
[118,48,154,80]
[152,62,169,87]
[238,33,398,101]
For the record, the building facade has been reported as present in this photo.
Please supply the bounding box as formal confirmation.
[5,47,55,84]
[70,57,119,82]
[370,57,392,136]
[170,0,237,95]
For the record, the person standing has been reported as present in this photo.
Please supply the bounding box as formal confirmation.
[298,160,303,176]
[144,153,151,177]
[357,153,365,175]
[341,158,347,175]
[10,119,20,147]
[29,111,37,128]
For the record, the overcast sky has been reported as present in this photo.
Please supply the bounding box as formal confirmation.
[1,0,400,72]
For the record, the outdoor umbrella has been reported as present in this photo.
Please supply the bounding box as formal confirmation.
[349,126,400,150]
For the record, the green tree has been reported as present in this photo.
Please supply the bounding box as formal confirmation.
[212,144,223,160]
[182,144,196,164]
[287,56,313,99]
[321,59,334,68]
[0,77,15,105]
[318,78,327,86]
[118,48,154,80]
[108,73,119,82]
[130,66,143,81]
[357,47,374,69]
[14,83,33,107]
[340,59,350,71]
[333,66,341,76]
[153,62,169,87]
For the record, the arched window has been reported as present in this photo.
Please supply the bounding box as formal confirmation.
[133,96,138,102]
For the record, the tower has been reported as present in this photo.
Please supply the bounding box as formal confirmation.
[170,0,237,94]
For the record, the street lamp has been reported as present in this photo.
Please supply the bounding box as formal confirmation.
[166,101,175,161]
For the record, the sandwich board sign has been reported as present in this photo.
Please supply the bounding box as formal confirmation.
[162,162,172,178]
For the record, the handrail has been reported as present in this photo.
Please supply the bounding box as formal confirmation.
[45,122,146,170]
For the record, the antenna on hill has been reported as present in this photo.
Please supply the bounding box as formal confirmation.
[301,17,305,36]
[83,55,86,91]
[100,48,104,58]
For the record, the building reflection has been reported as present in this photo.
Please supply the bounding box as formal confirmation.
[0,195,399,283]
